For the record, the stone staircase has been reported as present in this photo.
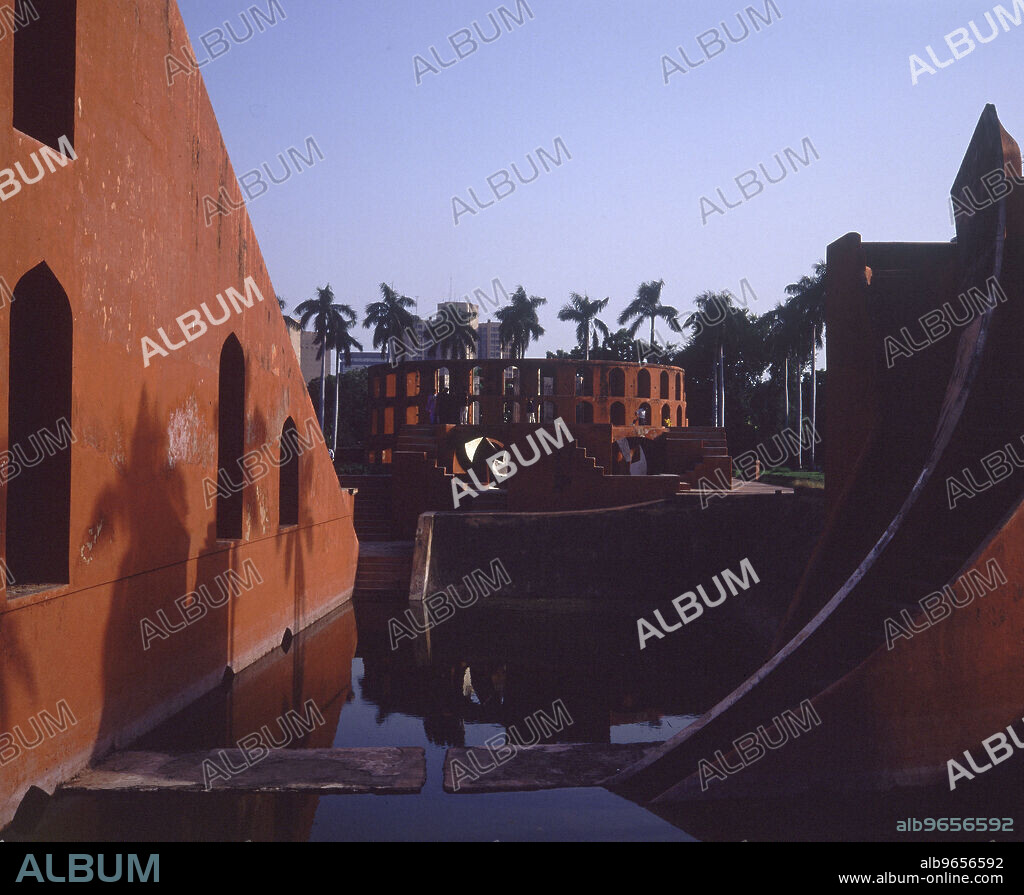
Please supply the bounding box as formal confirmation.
[336,474,415,597]
[395,424,444,462]
[664,426,733,491]
[351,542,415,598]
[338,474,392,542]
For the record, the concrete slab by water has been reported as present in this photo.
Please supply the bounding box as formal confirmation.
[443,744,653,793]
[64,748,426,795]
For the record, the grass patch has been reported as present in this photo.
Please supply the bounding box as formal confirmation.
[757,466,824,490]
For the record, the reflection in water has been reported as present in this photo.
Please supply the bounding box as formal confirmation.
[5,603,358,843]
[5,596,712,841]
[350,594,767,750]
[8,590,1015,842]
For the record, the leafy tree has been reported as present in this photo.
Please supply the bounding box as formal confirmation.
[308,368,369,449]
[676,291,767,452]
[682,291,755,428]
[601,328,642,361]
[760,303,801,435]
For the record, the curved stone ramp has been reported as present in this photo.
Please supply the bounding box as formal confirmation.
[648,492,1024,804]
[607,104,1024,805]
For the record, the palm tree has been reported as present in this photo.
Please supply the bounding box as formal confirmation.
[784,261,826,467]
[618,279,681,356]
[496,287,546,359]
[557,293,610,360]
[761,302,803,438]
[295,284,347,430]
[363,283,418,364]
[683,291,754,429]
[327,305,362,452]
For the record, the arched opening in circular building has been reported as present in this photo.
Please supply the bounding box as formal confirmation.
[503,365,520,397]
[676,406,683,427]
[610,402,626,426]
[217,334,246,540]
[609,368,625,397]
[6,262,73,587]
[575,368,593,397]
[576,401,594,424]
[436,366,451,394]
[661,404,672,426]
[434,367,459,424]
[469,400,481,425]
[660,370,670,399]
[637,369,651,399]
[406,370,420,397]
[405,405,419,426]
[675,373,682,401]
[503,400,521,424]
[637,403,652,426]
[542,400,556,423]
[470,366,482,396]
[279,417,299,527]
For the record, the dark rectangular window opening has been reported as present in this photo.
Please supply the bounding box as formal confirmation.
[13,0,77,151]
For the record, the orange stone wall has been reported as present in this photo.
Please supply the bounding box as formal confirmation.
[0,0,357,826]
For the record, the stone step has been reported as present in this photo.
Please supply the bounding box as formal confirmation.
[64,749,426,795]
[443,744,652,793]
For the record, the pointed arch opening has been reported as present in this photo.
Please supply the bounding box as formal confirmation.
[217,334,245,540]
[5,262,72,588]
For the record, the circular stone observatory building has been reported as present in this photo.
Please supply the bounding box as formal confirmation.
[367,358,687,464]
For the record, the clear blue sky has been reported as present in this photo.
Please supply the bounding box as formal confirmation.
[178,0,1024,359]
